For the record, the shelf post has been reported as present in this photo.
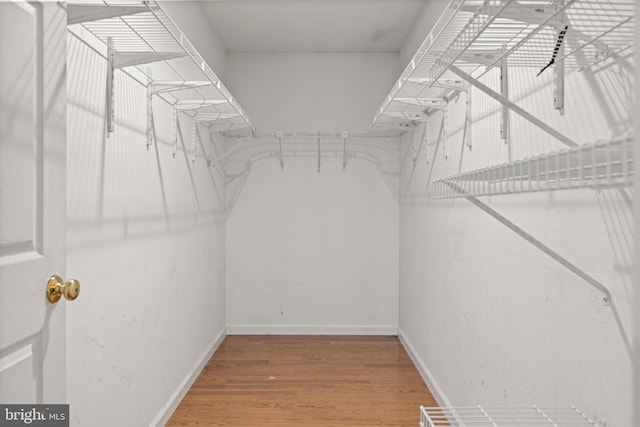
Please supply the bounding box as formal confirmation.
[341,131,349,172]
[171,105,178,158]
[106,36,115,137]
[191,121,197,163]
[450,65,578,148]
[277,131,284,171]
[208,127,214,168]
[465,88,472,150]
[500,60,510,148]
[425,118,430,164]
[146,69,153,151]
[442,108,449,160]
[554,0,566,115]
[317,133,321,173]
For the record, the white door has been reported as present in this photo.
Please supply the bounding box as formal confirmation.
[0,1,68,404]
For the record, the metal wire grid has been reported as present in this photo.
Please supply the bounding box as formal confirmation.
[420,406,602,426]
[429,135,634,199]
[371,0,469,127]
[71,0,251,131]
[223,134,400,166]
[372,0,635,129]
[482,0,635,70]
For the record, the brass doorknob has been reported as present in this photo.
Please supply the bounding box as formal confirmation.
[47,275,80,303]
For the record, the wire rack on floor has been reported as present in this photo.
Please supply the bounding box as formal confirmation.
[420,405,603,426]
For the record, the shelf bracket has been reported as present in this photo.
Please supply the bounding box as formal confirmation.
[425,117,430,165]
[500,61,509,148]
[208,127,214,168]
[342,131,349,172]
[146,74,154,151]
[106,37,115,137]
[67,5,149,25]
[553,54,565,115]
[150,81,212,95]
[277,131,284,171]
[442,181,611,305]
[317,133,321,173]
[191,121,197,163]
[408,77,467,91]
[396,97,447,109]
[175,100,228,111]
[553,0,566,116]
[450,65,577,148]
[442,108,449,160]
[171,105,178,158]
[411,132,418,167]
[113,51,187,69]
[464,89,472,150]
[412,120,428,167]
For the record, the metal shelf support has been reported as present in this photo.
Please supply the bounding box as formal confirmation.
[429,0,515,86]
[442,181,611,305]
[171,105,178,158]
[500,61,509,147]
[112,51,187,69]
[67,5,149,25]
[277,131,284,171]
[342,131,349,172]
[106,37,115,137]
[150,81,212,95]
[554,0,567,115]
[464,89,472,150]
[191,121,197,163]
[450,65,578,148]
[317,133,321,173]
[175,100,228,111]
[146,70,154,151]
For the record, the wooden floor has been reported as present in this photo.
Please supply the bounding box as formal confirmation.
[167,335,438,426]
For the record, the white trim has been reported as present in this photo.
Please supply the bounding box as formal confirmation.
[397,326,454,409]
[226,324,398,336]
[149,328,226,427]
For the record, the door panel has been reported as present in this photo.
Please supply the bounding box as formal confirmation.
[0,2,38,258]
[0,1,67,404]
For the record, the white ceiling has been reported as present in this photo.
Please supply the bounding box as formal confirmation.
[198,0,429,53]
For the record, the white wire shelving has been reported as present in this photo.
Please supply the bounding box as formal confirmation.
[371,0,635,130]
[420,406,603,426]
[68,0,252,132]
[222,131,401,203]
[430,135,634,198]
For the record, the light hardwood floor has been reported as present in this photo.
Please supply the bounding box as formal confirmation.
[167,335,438,426]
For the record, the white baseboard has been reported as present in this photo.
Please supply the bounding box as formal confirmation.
[226,324,398,336]
[150,328,226,427]
[397,327,453,409]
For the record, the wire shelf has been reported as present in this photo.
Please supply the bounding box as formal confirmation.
[223,133,400,167]
[429,135,634,199]
[420,406,602,426]
[372,0,635,129]
[69,0,252,132]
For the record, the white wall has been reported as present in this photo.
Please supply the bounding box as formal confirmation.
[160,1,227,80]
[224,53,400,334]
[225,52,399,131]
[66,32,227,426]
[399,60,634,425]
[399,0,450,70]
